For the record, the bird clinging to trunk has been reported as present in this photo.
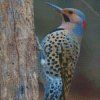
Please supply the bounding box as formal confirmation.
[37,2,86,100]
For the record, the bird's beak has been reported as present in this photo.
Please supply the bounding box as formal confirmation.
[45,2,64,14]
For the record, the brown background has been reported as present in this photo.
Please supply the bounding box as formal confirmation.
[35,0,100,99]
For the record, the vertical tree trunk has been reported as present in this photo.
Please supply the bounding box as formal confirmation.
[0,0,38,99]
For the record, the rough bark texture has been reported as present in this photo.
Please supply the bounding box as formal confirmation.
[0,0,38,100]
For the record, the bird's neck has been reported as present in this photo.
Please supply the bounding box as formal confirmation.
[58,22,84,38]
[58,22,75,31]
[58,22,76,36]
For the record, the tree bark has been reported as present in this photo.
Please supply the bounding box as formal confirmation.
[0,0,38,100]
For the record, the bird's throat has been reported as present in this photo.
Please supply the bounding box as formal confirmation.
[58,22,76,31]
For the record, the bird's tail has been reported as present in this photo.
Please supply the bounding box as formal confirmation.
[61,66,73,100]
[59,44,73,100]
[61,68,67,100]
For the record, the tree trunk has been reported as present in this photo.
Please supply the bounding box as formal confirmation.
[0,0,38,100]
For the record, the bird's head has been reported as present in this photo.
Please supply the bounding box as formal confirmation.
[45,2,86,30]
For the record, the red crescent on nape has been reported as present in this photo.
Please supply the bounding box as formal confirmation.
[83,20,86,30]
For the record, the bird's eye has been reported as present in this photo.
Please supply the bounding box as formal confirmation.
[69,11,73,14]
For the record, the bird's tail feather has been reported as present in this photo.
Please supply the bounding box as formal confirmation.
[59,44,73,100]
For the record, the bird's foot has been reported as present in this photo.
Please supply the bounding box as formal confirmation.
[35,35,43,51]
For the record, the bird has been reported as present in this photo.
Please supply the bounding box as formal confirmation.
[36,2,86,100]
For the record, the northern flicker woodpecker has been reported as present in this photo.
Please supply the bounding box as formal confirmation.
[37,2,86,100]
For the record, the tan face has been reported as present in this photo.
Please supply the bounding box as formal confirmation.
[62,9,80,23]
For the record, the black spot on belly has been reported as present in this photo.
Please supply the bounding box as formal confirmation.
[70,45,72,47]
[49,57,52,59]
[55,39,57,41]
[46,71,49,74]
[50,41,52,43]
[52,54,55,56]
[64,43,68,45]
[49,44,51,46]
[49,48,52,52]
[53,69,56,71]
[50,66,53,69]
[50,46,52,48]
[51,59,54,61]
[52,42,54,44]
[55,45,57,47]
[61,32,63,35]
[73,41,75,43]
[52,62,55,65]
[55,61,57,64]
[55,82,57,84]
[58,68,61,71]
[55,95,58,99]
[57,43,60,45]
[47,59,50,62]
[76,47,78,49]
[50,72,53,75]
[55,65,59,68]
[59,40,61,42]
[55,56,58,58]
[52,36,55,38]
[51,86,54,89]
[56,37,59,39]
[76,51,78,54]
[65,46,69,48]
[50,90,53,93]
[55,74,58,77]
[56,33,59,36]
[73,62,75,64]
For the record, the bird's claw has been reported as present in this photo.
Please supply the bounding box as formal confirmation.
[35,35,43,51]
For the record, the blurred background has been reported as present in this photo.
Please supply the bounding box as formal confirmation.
[34,0,100,99]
